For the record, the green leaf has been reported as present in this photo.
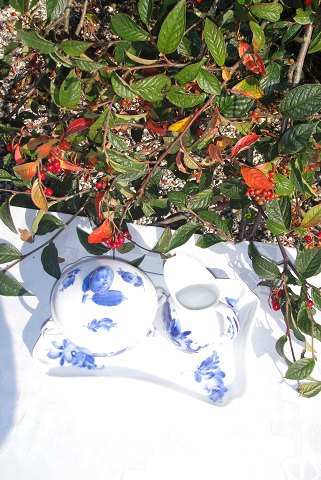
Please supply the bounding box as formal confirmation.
[218,94,254,118]
[138,0,154,25]
[188,188,214,210]
[60,40,93,56]
[295,247,321,279]
[130,255,145,267]
[46,0,67,20]
[76,228,109,255]
[167,191,187,208]
[72,58,104,72]
[220,180,246,200]
[111,14,148,41]
[0,199,17,234]
[301,205,321,229]
[285,358,315,380]
[204,18,226,67]
[17,30,56,54]
[125,51,158,65]
[308,27,321,54]
[250,242,281,281]
[275,335,291,366]
[117,242,135,254]
[41,242,61,279]
[163,223,200,253]
[196,233,224,248]
[278,123,318,154]
[311,287,321,311]
[297,303,321,342]
[35,214,65,235]
[59,69,81,109]
[298,382,321,398]
[282,23,303,45]
[0,243,21,264]
[264,197,291,235]
[166,86,206,108]
[9,0,29,13]
[0,272,33,296]
[250,2,283,22]
[175,61,204,86]
[280,84,321,120]
[274,173,294,197]
[111,73,136,99]
[153,226,172,252]
[0,169,13,181]
[157,0,186,54]
[293,8,313,25]
[196,68,221,95]
[132,74,171,102]
[107,132,128,151]
[249,21,265,51]
[107,150,146,180]
[198,210,232,236]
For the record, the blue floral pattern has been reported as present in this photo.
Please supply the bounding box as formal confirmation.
[225,297,240,340]
[47,339,100,369]
[59,268,81,292]
[82,266,126,306]
[194,351,228,403]
[86,317,118,332]
[163,301,208,353]
[117,268,143,287]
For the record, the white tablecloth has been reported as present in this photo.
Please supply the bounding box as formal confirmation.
[0,207,320,480]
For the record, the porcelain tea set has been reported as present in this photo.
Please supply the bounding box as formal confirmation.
[34,254,259,405]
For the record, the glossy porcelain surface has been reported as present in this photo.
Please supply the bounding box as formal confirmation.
[162,256,240,352]
[51,257,158,356]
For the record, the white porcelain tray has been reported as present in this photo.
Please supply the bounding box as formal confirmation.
[33,273,259,406]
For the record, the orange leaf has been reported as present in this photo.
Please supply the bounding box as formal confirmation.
[88,219,113,244]
[231,134,260,158]
[13,144,24,165]
[31,179,48,211]
[95,192,105,221]
[176,150,189,174]
[238,43,266,77]
[18,228,33,243]
[240,166,275,190]
[57,139,71,151]
[208,144,223,163]
[59,159,86,172]
[66,118,94,136]
[13,161,38,180]
[231,76,264,99]
[222,68,232,81]
[238,42,251,57]
[26,136,51,150]
[37,140,57,159]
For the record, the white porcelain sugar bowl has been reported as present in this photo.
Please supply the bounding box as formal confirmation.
[163,255,240,353]
[50,257,165,356]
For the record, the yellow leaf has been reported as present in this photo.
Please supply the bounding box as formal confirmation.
[168,116,192,132]
[13,161,38,180]
[231,76,264,99]
[18,228,33,243]
[222,68,232,81]
[183,151,199,170]
[31,179,48,211]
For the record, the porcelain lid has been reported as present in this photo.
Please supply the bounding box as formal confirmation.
[50,257,157,355]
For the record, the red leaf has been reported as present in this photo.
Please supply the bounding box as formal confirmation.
[239,42,250,57]
[66,118,93,137]
[176,150,189,174]
[88,219,113,244]
[146,118,168,135]
[238,42,266,77]
[240,166,275,190]
[231,134,261,158]
[94,192,105,221]
[57,139,71,151]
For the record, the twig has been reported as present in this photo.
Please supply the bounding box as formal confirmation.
[64,0,74,33]
[75,0,88,36]
[102,95,116,158]
[289,23,314,87]
[247,210,263,240]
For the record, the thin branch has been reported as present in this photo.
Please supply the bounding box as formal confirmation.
[290,23,314,87]
[64,0,74,33]
[75,0,88,36]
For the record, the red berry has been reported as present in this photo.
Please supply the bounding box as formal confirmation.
[309,165,315,171]
[268,171,275,178]
[46,163,55,172]
[52,159,61,169]
[308,299,314,307]
[96,181,103,190]
[54,166,63,174]
[272,299,280,311]
[44,187,54,196]
[277,289,284,297]
[317,232,321,239]
[303,167,308,172]
[304,235,313,242]
[196,127,203,136]
[39,170,46,181]
[196,0,202,3]
[249,189,255,196]
[5,144,12,152]
[304,0,312,6]
[123,231,131,240]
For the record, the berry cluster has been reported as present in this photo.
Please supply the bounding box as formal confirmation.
[246,188,279,205]
[270,288,283,311]
[303,232,321,249]
[103,231,131,249]
[46,159,63,175]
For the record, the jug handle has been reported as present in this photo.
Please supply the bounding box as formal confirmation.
[215,302,240,343]
[155,286,168,308]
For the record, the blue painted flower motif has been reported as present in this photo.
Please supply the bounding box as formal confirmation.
[224,297,240,340]
[117,268,143,287]
[194,351,228,403]
[86,317,118,332]
[82,266,126,306]
[47,339,99,369]
[59,268,81,292]
[163,301,208,353]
